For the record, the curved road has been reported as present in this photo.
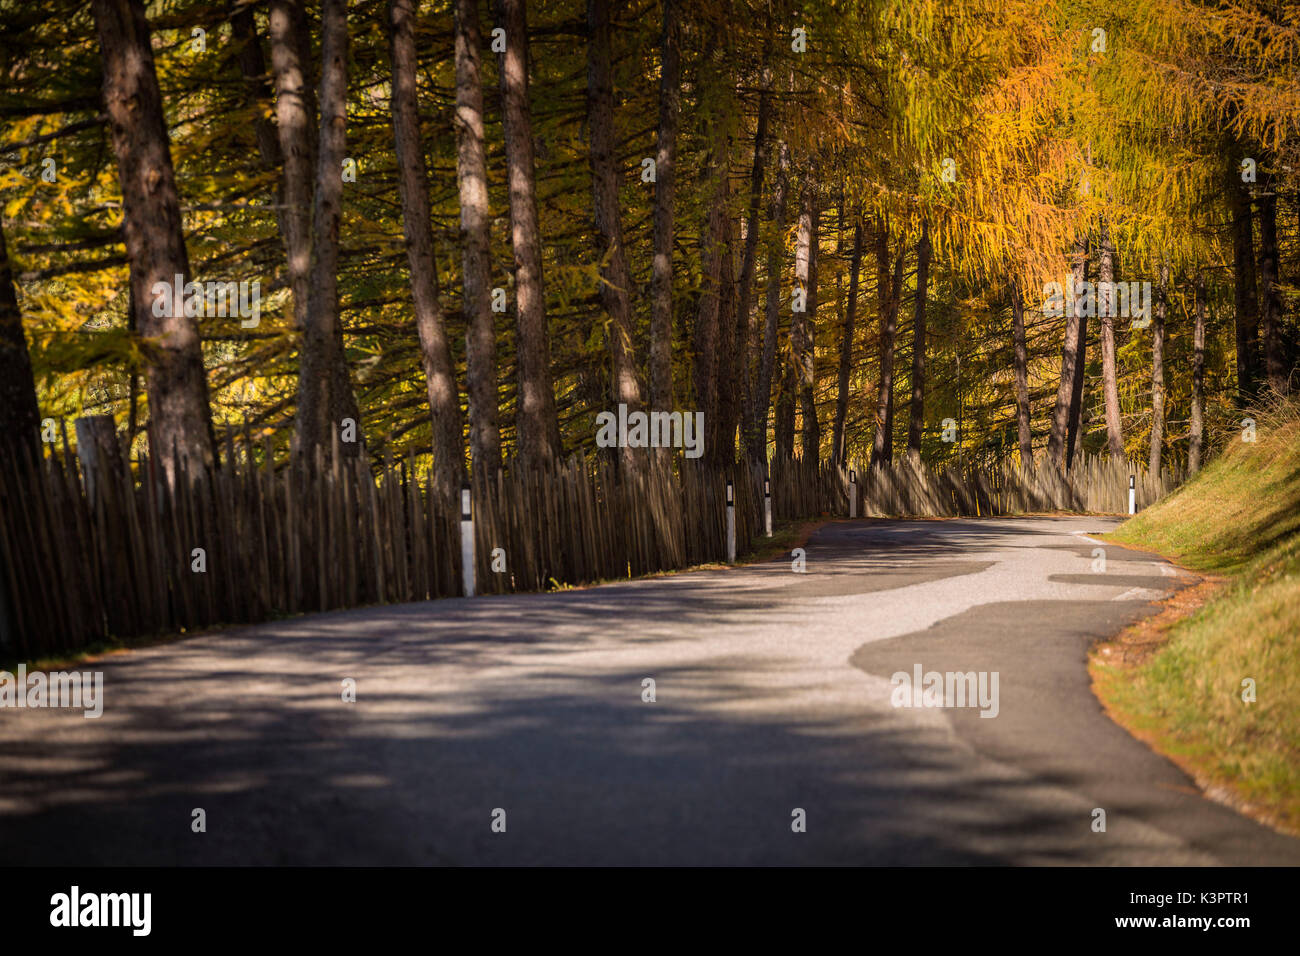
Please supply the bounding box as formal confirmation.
[3,515,1297,865]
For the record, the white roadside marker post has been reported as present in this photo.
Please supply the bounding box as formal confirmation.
[1128,474,1136,515]
[460,481,476,597]
[763,475,772,537]
[849,468,857,519]
[726,478,736,564]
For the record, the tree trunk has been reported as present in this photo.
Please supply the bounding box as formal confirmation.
[693,142,728,464]
[906,220,931,462]
[1258,176,1286,395]
[750,140,790,464]
[692,220,719,459]
[691,25,734,464]
[1010,278,1033,467]
[832,219,862,467]
[774,356,795,463]
[1048,238,1086,468]
[882,255,895,452]
[1189,272,1207,473]
[715,221,738,464]
[1148,263,1167,475]
[1228,169,1259,403]
[791,178,819,460]
[232,0,308,359]
[587,0,643,471]
[268,0,317,334]
[871,223,904,467]
[0,220,41,463]
[93,0,215,474]
[736,70,771,460]
[454,0,500,476]
[1065,275,1088,468]
[295,0,361,460]
[648,0,680,414]
[230,4,283,170]
[1098,225,1124,459]
[388,0,465,500]
[497,0,559,468]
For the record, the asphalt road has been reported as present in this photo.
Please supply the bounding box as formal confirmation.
[3,515,1297,866]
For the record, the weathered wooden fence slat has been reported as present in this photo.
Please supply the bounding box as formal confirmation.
[0,444,1181,659]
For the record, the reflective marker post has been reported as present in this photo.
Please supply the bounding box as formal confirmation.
[1128,474,1136,515]
[849,468,857,519]
[763,475,772,537]
[460,481,476,597]
[726,478,736,564]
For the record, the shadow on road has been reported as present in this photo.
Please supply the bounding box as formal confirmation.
[3,516,1294,865]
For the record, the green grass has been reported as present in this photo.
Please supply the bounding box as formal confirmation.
[1093,397,1300,833]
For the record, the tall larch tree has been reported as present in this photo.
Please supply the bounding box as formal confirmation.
[92,0,215,473]
[1010,278,1033,466]
[1148,264,1167,474]
[1257,168,1285,395]
[587,0,643,471]
[455,0,501,475]
[497,0,560,468]
[752,140,791,465]
[736,59,773,461]
[268,0,316,335]
[906,219,931,463]
[791,178,819,459]
[832,218,863,466]
[1046,238,1086,468]
[295,0,360,460]
[387,0,465,500]
[1189,271,1207,473]
[1097,226,1125,458]
[871,223,904,466]
[1227,163,1259,402]
[693,133,729,463]
[649,0,680,417]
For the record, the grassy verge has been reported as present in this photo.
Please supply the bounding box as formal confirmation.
[1091,398,1300,834]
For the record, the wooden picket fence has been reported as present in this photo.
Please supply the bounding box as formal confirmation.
[836,452,1182,518]
[0,432,1181,660]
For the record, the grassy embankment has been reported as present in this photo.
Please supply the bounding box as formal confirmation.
[1092,399,1300,834]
